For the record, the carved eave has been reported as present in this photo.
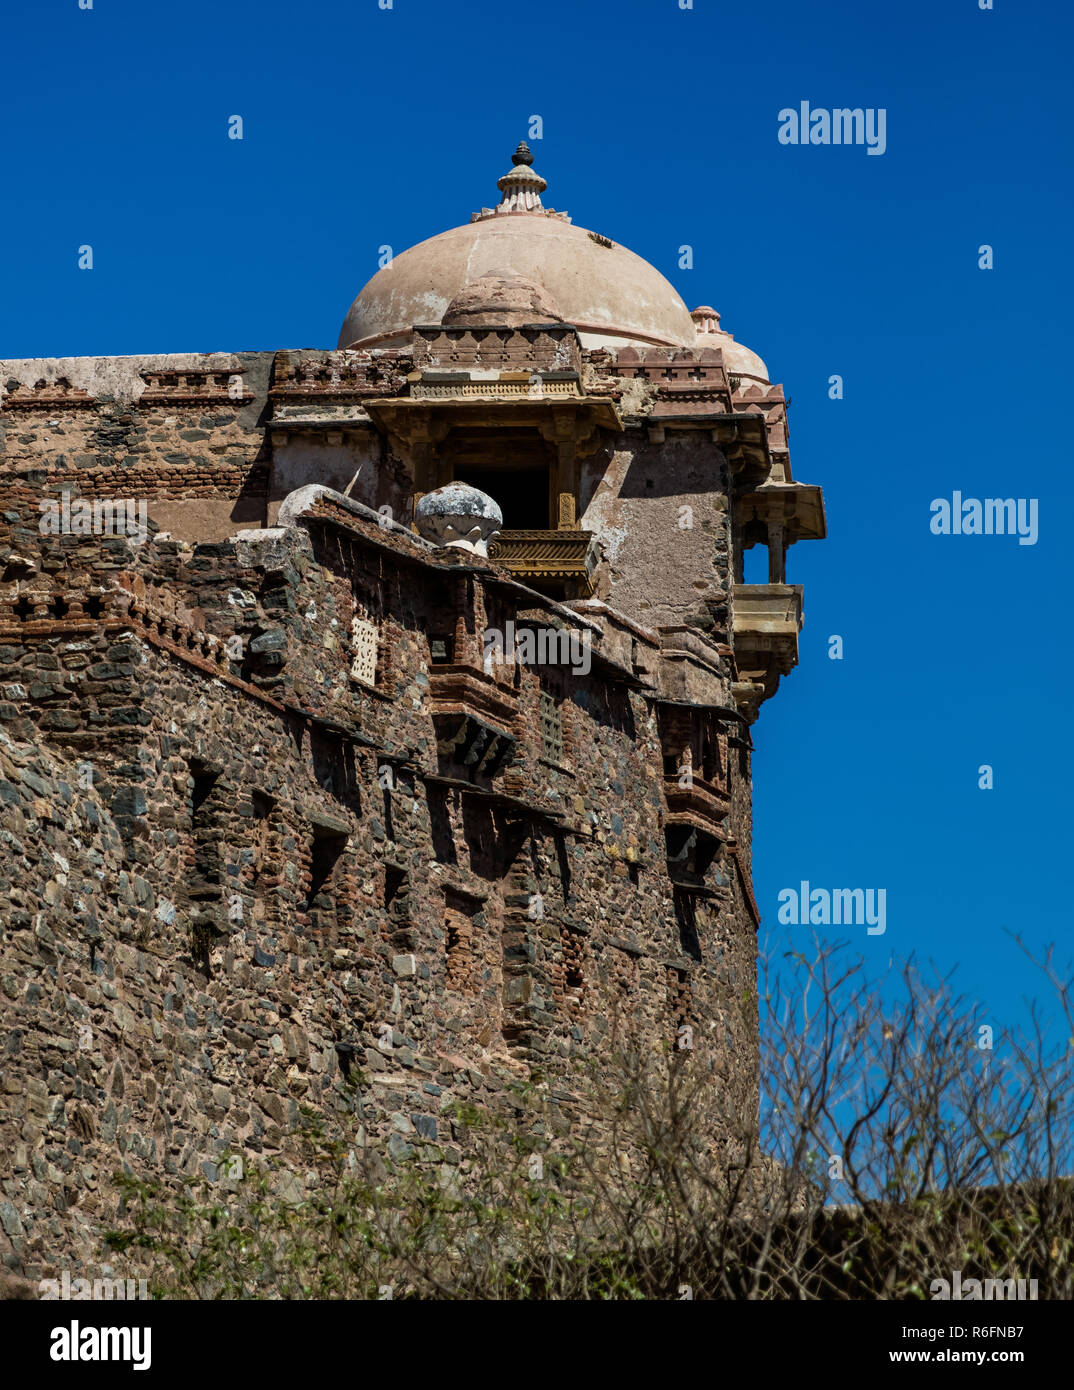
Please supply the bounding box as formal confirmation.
[422,772,569,826]
[412,323,583,374]
[364,392,621,457]
[268,417,378,447]
[431,708,517,780]
[735,481,826,544]
[1,382,95,411]
[139,368,255,407]
[645,412,771,488]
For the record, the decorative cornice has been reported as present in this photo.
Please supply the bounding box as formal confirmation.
[1,381,95,411]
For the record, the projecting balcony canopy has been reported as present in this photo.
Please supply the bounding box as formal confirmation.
[363,385,622,454]
[428,663,519,741]
[737,481,826,545]
[645,411,773,487]
[733,583,802,660]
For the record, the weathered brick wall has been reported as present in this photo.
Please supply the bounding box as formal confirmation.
[2,345,761,627]
[0,356,274,524]
[0,350,417,544]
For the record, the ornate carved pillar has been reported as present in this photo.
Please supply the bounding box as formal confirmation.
[546,409,580,530]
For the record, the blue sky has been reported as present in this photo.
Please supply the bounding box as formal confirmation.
[2,0,1072,1041]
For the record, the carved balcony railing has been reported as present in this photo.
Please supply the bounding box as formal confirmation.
[486,529,601,596]
[664,773,732,839]
[428,664,519,738]
[428,663,519,779]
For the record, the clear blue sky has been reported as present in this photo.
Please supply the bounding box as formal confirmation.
[2,0,1072,1038]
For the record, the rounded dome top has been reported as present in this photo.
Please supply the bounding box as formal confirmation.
[337,148,695,351]
[691,306,769,383]
[413,482,503,558]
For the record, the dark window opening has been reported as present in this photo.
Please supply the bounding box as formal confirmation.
[454,464,550,529]
[307,831,347,929]
[674,888,703,963]
[445,890,479,993]
[667,966,693,1044]
[385,865,407,911]
[386,866,413,949]
[447,919,464,975]
[311,731,359,808]
[192,769,219,817]
[562,927,586,1011]
[250,789,273,864]
[190,766,224,890]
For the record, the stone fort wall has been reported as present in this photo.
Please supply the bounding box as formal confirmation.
[0,378,761,1277]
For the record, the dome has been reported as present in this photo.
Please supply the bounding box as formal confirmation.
[691,306,769,383]
[337,145,695,352]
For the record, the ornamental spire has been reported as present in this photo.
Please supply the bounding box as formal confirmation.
[495,141,547,213]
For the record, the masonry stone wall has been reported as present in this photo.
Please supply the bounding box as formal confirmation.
[0,473,758,1282]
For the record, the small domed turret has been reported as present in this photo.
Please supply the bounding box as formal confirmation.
[691,306,769,384]
[414,483,503,557]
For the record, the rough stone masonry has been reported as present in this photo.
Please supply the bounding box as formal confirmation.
[0,145,824,1281]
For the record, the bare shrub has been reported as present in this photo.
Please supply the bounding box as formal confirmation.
[104,937,1074,1299]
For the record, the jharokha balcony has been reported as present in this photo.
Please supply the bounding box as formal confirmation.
[428,663,518,780]
[427,663,518,736]
[486,529,600,599]
[731,581,803,715]
[663,771,731,839]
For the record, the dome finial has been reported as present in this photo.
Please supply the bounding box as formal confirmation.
[496,142,547,213]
